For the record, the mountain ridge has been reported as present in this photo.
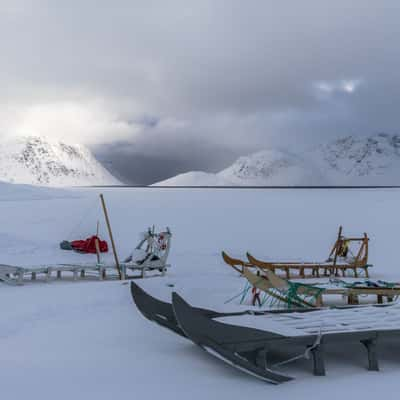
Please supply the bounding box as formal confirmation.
[154,133,400,186]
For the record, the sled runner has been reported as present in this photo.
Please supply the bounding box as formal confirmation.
[130,282,263,337]
[223,226,371,279]
[131,283,399,384]
[130,283,291,383]
[171,292,293,384]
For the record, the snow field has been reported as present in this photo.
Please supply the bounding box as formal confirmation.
[1,186,400,399]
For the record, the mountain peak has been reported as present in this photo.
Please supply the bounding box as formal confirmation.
[319,133,400,178]
[0,135,121,186]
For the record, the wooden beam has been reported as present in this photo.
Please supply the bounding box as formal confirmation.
[100,193,121,279]
[342,237,369,241]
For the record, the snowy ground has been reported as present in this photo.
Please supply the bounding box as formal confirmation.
[1,186,400,399]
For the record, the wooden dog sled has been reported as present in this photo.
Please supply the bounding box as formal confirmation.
[223,226,371,279]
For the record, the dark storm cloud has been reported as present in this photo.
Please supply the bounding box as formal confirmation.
[1,0,400,183]
[95,139,238,185]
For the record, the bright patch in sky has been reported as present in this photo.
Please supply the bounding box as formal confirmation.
[0,99,140,145]
[314,79,363,96]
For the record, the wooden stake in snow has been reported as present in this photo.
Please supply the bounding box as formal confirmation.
[94,220,101,264]
[95,238,101,265]
[100,193,121,279]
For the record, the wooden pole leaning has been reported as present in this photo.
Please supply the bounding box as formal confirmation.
[100,193,122,280]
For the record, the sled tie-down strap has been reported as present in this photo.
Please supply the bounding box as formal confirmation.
[272,329,323,368]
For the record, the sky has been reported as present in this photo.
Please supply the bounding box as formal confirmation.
[1,1,400,184]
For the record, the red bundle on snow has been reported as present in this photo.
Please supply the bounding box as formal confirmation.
[70,236,108,254]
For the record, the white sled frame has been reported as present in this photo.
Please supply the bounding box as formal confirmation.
[121,227,172,278]
[0,228,172,285]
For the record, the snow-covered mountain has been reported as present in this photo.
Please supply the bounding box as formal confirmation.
[218,149,326,186]
[316,134,400,185]
[155,133,400,186]
[155,150,326,186]
[0,136,121,186]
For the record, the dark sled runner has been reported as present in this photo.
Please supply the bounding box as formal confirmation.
[130,282,398,384]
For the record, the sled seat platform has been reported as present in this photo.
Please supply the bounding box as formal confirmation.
[131,282,400,384]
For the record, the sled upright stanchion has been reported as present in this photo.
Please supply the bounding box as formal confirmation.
[100,193,122,280]
[331,225,342,276]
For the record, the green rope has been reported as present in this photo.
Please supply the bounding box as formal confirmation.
[224,282,251,305]
[239,277,326,310]
[240,281,251,304]
[283,282,325,308]
[260,292,268,307]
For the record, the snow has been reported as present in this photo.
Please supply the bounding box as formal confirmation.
[155,133,400,186]
[155,171,233,186]
[0,181,77,201]
[1,184,400,398]
[0,136,121,186]
[218,304,400,336]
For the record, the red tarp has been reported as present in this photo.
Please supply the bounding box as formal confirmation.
[70,236,108,254]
